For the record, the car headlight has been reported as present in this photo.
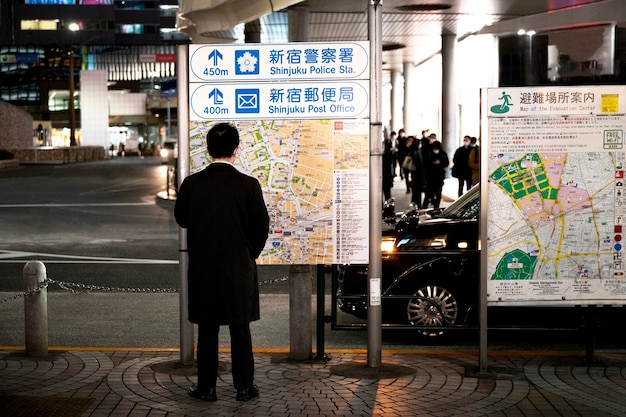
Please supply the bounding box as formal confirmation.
[380,237,396,253]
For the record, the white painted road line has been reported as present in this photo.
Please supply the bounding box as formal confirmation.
[0,250,177,264]
[0,203,154,208]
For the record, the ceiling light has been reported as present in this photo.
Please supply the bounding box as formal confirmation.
[383,42,405,51]
[518,29,536,36]
[396,4,452,12]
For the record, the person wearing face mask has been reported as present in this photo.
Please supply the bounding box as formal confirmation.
[398,128,415,192]
[419,129,431,164]
[382,131,394,200]
[468,136,480,186]
[452,135,472,197]
[406,136,425,208]
[423,139,449,209]
[419,131,434,191]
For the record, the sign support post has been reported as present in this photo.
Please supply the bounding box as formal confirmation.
[177,44,194,366]
[367,0,383,368]
[286,8,313,361]
[479,91,489,372]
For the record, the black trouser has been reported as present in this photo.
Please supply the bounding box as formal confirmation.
[197,323,254,390]
[402,168,411,189]
[424,180,443,209]
[457,175,472,197]
[411,178,424,208]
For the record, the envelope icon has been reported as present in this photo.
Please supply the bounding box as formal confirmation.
[236,89,260,113]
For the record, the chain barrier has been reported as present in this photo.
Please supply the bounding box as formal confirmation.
[0,275,290,304]
[47,278,178,294]
[258,275,289,286]
[0,281,49,304]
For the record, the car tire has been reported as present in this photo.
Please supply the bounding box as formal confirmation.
[407,285,459,337]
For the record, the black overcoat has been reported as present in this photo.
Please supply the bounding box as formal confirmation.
[174,162,270,325]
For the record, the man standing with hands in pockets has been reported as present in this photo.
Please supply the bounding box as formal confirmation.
[175,122,270,402]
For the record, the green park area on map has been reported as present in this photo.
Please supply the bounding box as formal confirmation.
[491,248,537,280]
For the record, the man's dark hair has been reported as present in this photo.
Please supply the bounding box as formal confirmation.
[207,123,239,158]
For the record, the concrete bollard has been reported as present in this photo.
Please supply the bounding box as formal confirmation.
[23,261,48,357]
[289,264,312,360]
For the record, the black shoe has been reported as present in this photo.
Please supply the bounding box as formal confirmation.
[188,386,217,402]
[236,385,259,402]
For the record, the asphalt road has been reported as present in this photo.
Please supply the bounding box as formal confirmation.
[0,157,356,350]
[0,157,291,293]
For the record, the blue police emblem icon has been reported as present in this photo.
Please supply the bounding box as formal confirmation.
[235,50,260,75]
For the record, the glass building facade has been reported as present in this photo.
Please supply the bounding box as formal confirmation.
[0,0,187,149]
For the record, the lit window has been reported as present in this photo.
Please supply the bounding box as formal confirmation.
[20,20,59,30]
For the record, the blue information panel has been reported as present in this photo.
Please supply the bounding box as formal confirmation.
[0,54,39,64]
[189,81,369,120]
[189,42,369,82]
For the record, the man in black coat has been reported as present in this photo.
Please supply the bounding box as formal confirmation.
[452,135,472,197]
[175,122,270,402]
[423,140,449,209]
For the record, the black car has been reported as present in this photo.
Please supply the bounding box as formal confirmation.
[336,185,624,339]
[337,185,480,337]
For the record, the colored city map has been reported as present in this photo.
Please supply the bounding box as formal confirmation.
[488,152,615,283]
[188,119,369,265]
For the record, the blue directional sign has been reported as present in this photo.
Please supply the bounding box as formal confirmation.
[189,42,369,82]
[208,87,223,105]
[189,81,369,121]
[208,49,223,66]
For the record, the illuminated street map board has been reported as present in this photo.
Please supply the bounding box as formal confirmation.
[485,86,626,305]
[188,43,370,265]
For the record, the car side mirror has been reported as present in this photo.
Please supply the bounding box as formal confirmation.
[395,212,419,232]
[382,197,396,224]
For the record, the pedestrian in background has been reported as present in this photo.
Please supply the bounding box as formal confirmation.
[397,128,410,190]
[175,122,270,403]
[452,135,472,197]
[407,136,426,208]
[383,131,394,200]
[419,129,431,168]
[468,136,480,186]
[423,140,449,209]
[389,130,400,178]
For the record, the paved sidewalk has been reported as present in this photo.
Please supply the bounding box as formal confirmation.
[388,175,460,213]
[6,176,626,416]
[2,348,626,416]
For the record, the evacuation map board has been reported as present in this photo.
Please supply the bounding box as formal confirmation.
[485,86,626,305]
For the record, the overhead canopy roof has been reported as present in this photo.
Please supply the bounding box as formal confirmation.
[178,0,626,73]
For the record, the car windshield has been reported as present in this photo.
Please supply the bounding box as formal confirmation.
[439,184,479,220]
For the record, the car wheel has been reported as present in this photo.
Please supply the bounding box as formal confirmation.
[407,285,459,337]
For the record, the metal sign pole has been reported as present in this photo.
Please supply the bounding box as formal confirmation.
[177,44,194,366]
[367,0,383,368]
[479,89,489,372]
